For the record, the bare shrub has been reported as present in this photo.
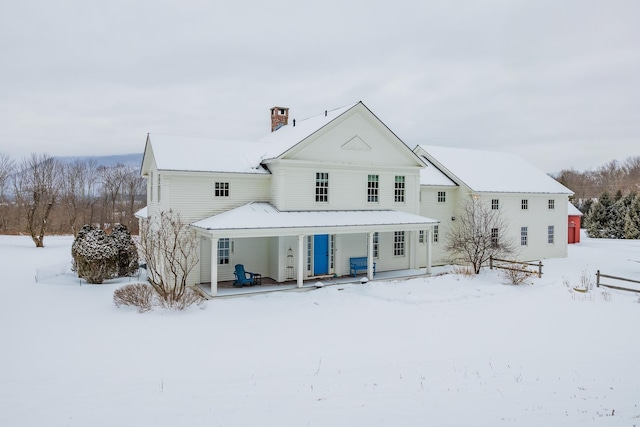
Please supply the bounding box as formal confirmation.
[580,269,595,291]
[446,197,517,274]
[114,283,155,312]
[156,287,205,310]
[452,265,475,277]
[138,210,200,309]
[499,262,534,285]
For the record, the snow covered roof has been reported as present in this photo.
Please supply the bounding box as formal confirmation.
[258,102,359,160]
[134,206,148,219]
[147,134,269,174]
[145,103,360,174]
[191,202,438,237]
[568,202,583,216]
[418,156,457,186]
[416,145,573,194]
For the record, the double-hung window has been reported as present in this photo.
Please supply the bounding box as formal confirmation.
[491,199,499,210]
[548,199,555,210]
[218,238,230,265]
[394,231,405,256]
[491,227,499,248]
[438,191,446,203]
[394,176,405,203]
[548,225,555,244]
[521,227,528,246]
[521,199,528,210]
[316,172,328,202]
[372,232,379,258]
[367,174,379,203]
[433,225,439,243]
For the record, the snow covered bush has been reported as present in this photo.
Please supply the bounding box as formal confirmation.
[110,224,139,277]
[113,283,155,313]
[71,225,118,284]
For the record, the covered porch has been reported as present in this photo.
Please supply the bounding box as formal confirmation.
[191,202,439,297]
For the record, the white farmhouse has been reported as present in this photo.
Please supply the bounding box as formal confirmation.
[139,101,573,296]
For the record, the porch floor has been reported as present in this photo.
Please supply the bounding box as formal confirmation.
[195,267,439,299]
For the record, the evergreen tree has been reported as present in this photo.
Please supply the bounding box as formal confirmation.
[586,192,612,238]
[71,225,118,284]
[624,194,640,239]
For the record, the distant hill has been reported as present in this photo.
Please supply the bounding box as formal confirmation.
[57,153,143,168]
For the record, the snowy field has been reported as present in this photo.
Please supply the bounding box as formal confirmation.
[1,234,639,426]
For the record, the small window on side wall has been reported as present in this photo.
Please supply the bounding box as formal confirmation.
[437,191,446,203]
[214,182,229,197]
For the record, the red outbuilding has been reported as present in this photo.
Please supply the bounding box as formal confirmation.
[568,202,582,244]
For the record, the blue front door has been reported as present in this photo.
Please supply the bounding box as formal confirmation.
[313,234,329,275]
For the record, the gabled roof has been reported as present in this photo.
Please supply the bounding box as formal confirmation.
[191,202,438,237]
[259,102,359,160]
[418,157,457,187]
[568,202,583,216]
[415,145,573,194]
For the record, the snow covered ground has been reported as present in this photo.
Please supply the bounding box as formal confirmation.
[1,233,639,426]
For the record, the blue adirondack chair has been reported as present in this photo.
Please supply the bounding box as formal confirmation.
[233,264,256,287]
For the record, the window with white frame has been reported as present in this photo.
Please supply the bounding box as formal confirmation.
[373,232,379,258]
[218,238,230,265]
[394,176,405,203]
[438,191,446,203]
[330,235,335,269]
[433,225,439,243]
[521,227,528,246]
[419,230,425,244]
[548,199,555,210]
[491,227,499,248]
[491,199,499,210]
[548,225,555,244]
[521,199,528,210]
[157,174,162,202]
[214,182,229,197]
[316,172,328,202]
[394,231,405,256]
[367,174,379,203]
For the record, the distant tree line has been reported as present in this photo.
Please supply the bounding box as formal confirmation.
[554,156,640,239]
[0,152,145,246]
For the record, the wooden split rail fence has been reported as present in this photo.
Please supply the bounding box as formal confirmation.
[596,271,640,293]
[489,256,543,278]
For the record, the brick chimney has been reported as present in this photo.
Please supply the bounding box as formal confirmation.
[270,106,289,132]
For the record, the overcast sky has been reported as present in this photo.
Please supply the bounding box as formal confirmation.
[1,0,638,173]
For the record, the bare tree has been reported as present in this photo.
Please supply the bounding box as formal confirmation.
[13,153,62,247]
[61,159,98,235]
[138,210,200,307]
[0,152,15,231]
[446,197,517,274]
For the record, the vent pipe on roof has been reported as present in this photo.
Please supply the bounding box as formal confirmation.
[325,110,327,117]
[293,119,296,127]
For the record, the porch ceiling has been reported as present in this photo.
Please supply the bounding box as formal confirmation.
[191,202,439,238]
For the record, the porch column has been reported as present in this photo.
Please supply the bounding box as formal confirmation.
[367,231,374,280]
[297,234,304,288]
[425,229,432,275]
[210,237,219,296]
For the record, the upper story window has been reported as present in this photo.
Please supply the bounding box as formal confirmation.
[214,182,229,197]
[521,226,528,246]
[394,231,405,256]
[437,191,446,203]
[315,172,328,202]
[548,199,555,210]
[218,238,230,265]
[433,225,439,243]
[521,199,529,210]
[367,174,379,203]
[491,199,499,210]
[394,176,405,203]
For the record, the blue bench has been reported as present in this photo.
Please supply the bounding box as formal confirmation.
[349,256,376,277]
